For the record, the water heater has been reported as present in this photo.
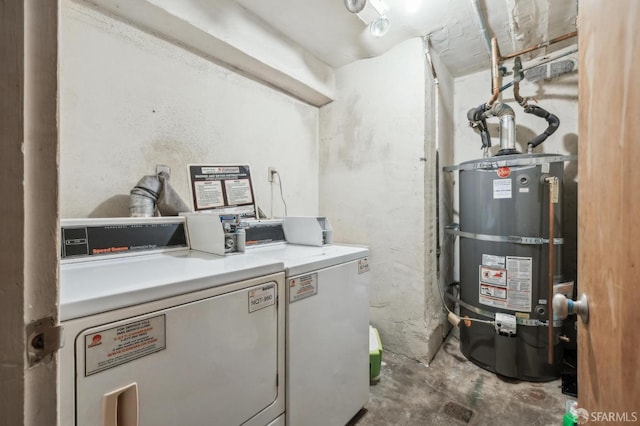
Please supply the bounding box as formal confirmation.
[454,153,568,380]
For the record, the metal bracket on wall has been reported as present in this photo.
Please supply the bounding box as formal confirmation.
[26,316,63,367]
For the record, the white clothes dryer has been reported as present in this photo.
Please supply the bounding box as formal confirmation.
[58,218,286,426]
[249,243,370,426]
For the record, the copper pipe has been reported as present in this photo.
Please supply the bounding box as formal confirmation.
[512,57,529,108]
[501,31,578,60]
[545,177,557,365]
[513,75,525,108]
[513,78,522,103]
[487,37,500,106]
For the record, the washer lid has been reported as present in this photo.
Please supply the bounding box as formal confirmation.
[248,243,369,277]
[60,250,283,321]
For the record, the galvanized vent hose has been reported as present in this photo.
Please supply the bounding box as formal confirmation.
[129,171,190,217]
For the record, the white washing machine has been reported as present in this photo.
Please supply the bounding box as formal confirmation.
[58,218,286,426]
[249,243,370,426]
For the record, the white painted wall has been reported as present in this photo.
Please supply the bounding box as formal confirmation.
[60,0,319,219]
[86,0,335,106]
[320,38,454,362]
[451,58,579,281]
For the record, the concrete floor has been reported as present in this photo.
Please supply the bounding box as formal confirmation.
[349,335,569,426]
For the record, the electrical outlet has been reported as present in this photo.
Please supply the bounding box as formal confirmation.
[268,167,277,182]
[156,164,171,177]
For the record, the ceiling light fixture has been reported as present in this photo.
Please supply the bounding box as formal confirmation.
[351,0,391,38]
[370,15,390,37]
[405,0,421,14]
[344,0,367,14]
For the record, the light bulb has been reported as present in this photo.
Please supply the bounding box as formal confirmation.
[344,0,366,13]
[370,15,390,37]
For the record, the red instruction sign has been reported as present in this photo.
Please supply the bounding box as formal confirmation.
[84,315,166,376]
[289,273,318,303]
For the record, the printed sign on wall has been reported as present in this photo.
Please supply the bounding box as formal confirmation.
[188,165,257,218]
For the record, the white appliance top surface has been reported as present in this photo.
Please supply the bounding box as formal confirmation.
[248,243,368,277]
[60,250,284,321]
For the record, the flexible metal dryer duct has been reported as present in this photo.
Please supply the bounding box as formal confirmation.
[129,170,190,217]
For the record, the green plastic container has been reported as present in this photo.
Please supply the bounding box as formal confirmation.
[563,400,578,425]
[369,325,382,382]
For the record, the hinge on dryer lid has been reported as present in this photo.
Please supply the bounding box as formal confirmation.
[26,316,64,367]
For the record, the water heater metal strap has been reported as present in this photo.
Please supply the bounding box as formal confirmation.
[445,292,562,327]
[442,154,576,172]
[446,228,564,245]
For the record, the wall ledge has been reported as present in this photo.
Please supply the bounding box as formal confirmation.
[84,0,335,106]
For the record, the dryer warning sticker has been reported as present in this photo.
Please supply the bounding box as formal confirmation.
[479,255,532,312]
[358,257,370,274]
[248,284,276,313]
[84,315,166,376]
[289,273,318,303]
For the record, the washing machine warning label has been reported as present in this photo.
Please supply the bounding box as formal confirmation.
[479,255,532,312]
[289,273,318,303]
[248,284,276,313]
[84,315,166,376]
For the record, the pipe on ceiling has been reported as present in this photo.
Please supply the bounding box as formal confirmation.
[500,31,578,60]
[470,0,493,58]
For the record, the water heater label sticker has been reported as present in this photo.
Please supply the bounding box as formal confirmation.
[493,179,512,199]
[479,256,532,312]
[84,315,166,376]
[289,273,318,303]
[480,266,507,286]
[482,254,505,267]
[248,284,276,313]
[480,284,507,299]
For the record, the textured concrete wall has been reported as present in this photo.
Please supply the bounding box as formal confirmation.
[429,45,456,358]
[1,2,59,424]
[320,38,454,362]
[60,0,319,219]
